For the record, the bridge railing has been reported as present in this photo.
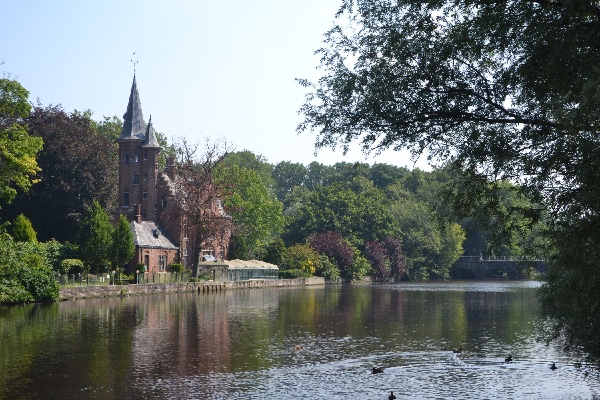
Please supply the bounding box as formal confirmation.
[458,256,545,262]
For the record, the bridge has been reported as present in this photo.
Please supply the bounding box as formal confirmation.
[450,256,547,279]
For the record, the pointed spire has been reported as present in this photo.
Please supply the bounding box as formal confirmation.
[142,115,161,148]
[119,74,146,141]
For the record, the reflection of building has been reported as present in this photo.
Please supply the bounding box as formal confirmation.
[116,75,229,273]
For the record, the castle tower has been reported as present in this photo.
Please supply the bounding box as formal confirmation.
[118,75,161,222]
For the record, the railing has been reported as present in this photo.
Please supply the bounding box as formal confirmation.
[458,256,545,262]
[55,271,192,287]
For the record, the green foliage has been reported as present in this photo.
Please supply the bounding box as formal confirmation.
[262,238,286,266]
[280,244,320,277]
[4,106,118,242]
[59,259,87,275]
[314,255,340,280]
[347,250,370,281]
[218,165,283,258]
[135,263,146,273]
[11,214,37,242]
[0,234,59,303]
[110,214,134,269]
[78,200,113,273]
[228,234,250,260]
[283,183,398,247]
[168,263,185,273]
[0,78,43,205]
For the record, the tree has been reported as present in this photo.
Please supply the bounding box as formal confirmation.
[168,138,233,277]
[3,106,118,242]
[272,161,307,203]
[0,234,58,303]
[78,200,113,273]
[299,0,600,361]
[279,244,319,278]
[365,237,406,280]
[217,165,283,259]
[0,78,43,205]
[284,182,398,247]
[308,231,354,278]
[111,214,135,271]
[11,214,37,242]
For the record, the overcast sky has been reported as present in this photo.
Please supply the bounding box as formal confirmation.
[1,0,430,169]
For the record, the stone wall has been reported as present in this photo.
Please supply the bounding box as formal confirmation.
[59,277,327,300]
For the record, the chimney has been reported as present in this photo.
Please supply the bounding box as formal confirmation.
[136,204,142,223]
[165,156,175,179]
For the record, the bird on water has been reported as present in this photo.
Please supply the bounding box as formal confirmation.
[388,391,397,400]
[550,362,557,370]
[505,354,513,363]
[453,347,462,354]
[371,367,384,374]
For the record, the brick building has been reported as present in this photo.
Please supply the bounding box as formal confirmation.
[116,75,229,273]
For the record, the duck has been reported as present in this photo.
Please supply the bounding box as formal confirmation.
[505,354,513,363]
[550,362,557,370]
[371,367,384,374]
[293,345,303,351]
[388,391,397,400]
[452,347,462,354]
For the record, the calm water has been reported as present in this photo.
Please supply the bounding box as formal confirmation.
[1,281,599,399]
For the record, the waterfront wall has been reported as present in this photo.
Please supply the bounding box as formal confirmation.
[59,277,326,300]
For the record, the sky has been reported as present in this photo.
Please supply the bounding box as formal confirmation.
[1,0,430,169]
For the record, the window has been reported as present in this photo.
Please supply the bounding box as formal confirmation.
[142,211,147,219]
[143,191,147,200]
[144,255,149,271]
[132,154,139,163]
[183,219,188,238]
[183,247,188,257]
[132,174,139,185]
[161,197,167,208]
[144,152,148,160]
[123,192,130,207]
[144,172,147,181]
[158,255,166,272]
[124,154,129,164]
[154,201,158,210]
[155,162,158,171]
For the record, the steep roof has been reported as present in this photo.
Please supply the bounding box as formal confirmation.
[141,115,161,148]
[130,221,178,250]
[119,75,146,141]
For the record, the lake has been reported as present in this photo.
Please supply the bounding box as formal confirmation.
[1,281,598,399]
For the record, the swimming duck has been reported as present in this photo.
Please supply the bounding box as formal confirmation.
[550,362,557,370]
[505,354,513,363]
[452,347,462,354]
[371,367,384,374]
[388,391,397,400]
[293,345,303,351]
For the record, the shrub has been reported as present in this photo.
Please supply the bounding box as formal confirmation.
[168,263,185,273]
[60,259,87,275]
[0,235,59,303]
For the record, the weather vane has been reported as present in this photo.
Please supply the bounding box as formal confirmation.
[131,52,138,74]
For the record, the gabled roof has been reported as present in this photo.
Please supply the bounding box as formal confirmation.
[130,220,178,250]
[119,75,147,141]
[141,115,161,148]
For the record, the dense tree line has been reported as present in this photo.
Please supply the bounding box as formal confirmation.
[296,0,600,366]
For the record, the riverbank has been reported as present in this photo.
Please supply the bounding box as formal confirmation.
[58,277,328,300]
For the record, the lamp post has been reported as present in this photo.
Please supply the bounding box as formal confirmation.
[136,270,139,284]
[111,270,116,285]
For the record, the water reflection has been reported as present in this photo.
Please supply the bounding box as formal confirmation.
[0,282,598,399]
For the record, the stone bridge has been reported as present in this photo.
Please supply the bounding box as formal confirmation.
[450,256,547,279]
